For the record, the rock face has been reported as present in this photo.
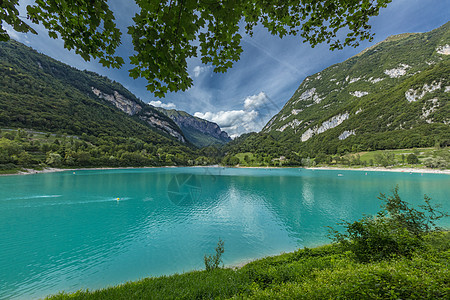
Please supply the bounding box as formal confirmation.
[339,130,356,140]
[350,91,369,98]
[138,111,186,143]
[293,88,323,104]
[384,64,410,78]
[173,114,230,141]
[91,88,185,142]
[90,86,230,146]
[92,88,142,115]
[154,108,231,147]
[405,81,441,102]
[301,113,349,142]
[437,44,450,55]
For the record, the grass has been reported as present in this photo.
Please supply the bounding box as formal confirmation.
[45,232,450,299]
[0,168,20,174]
[234,152,257,166]
[357,147,436,163]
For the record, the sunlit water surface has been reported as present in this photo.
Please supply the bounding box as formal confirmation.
[0,167,448,299]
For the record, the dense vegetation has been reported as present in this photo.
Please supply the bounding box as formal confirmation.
[46,189,449,299]
[224,22,450,164]
[221,147,450,169]
[0,40,184,140]
[0,129,223,173]
[1,26,450,172]
[0,40,231,170]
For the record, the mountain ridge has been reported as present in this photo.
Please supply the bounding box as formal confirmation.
[225,22,450,161]
[154,107,231,147]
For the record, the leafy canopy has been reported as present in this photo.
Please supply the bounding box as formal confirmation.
[1,0,392,97]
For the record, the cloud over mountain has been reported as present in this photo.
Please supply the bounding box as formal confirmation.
[149,100,177,109]
[194,92,279,138]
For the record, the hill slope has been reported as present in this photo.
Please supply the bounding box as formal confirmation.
[0,40,220,168]
[154,108,231,147]
[228,22,450,159]
[0,40,187,144]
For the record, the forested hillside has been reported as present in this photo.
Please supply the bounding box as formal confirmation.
[0,41,222,170]
[0,40,186,141]
[225,22,450,164]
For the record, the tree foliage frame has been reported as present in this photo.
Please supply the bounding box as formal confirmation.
[1,0,392,97]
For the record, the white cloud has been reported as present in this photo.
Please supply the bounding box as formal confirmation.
[244,91,269,110]
[194,92,279,138]
[149,100,177,109]
[195,110,259,138]
[192,65,212,78]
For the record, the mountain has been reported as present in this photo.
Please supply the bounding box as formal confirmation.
[227,22,450,159]
[0,40,190,144]
[0,40,219,168]
[154,108,231,147]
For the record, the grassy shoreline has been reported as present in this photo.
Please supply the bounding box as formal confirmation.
[45,232,450,299]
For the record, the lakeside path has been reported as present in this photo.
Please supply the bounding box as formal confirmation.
[1,165,449,176]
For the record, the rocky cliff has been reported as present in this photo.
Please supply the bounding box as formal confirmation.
[154,108,231,147]
[90,87,185,142]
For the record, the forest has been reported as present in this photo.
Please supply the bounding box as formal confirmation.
[0,129,222,173]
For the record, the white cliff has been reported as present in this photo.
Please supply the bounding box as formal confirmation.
[301,113,349,142]
[384,64,410,78]
[405,81,441,102]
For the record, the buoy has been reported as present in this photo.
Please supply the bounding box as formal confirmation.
[117,198,120,201]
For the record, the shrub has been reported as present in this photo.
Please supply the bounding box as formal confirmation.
[328,186,448,262]
[204,239,225,271]
[406,153,419,164]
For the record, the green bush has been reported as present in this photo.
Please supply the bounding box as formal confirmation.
[329,186,448,262]
[204,239,225,271]
[406,153,419,164]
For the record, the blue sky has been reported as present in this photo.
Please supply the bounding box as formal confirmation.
[6,0,450,137]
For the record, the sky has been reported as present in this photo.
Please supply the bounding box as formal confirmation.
[5,0,450,138]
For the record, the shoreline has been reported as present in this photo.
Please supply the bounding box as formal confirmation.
[1,165,448,176]
[0,166,158,176]
[306,166,450,174]
[234,165,450,174]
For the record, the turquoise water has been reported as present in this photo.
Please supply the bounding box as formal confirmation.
[0,167,448,299]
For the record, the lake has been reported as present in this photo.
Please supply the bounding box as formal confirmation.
[0,167,449,299]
